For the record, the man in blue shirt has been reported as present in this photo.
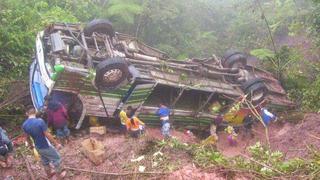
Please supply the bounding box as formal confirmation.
[261,108,277,126]
[23,107,65,178]
[156,103,171,139]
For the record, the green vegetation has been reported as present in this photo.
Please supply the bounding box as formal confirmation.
[0,1,319,177]
[156,138,320,179]
[0,0,319,110]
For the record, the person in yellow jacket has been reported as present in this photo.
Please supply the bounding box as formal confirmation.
[126,111,145,138]
[119,106,133,134]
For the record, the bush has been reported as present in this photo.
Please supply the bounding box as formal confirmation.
[302,74,320,112]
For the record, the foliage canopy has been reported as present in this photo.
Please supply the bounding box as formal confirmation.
[0,0,319,110]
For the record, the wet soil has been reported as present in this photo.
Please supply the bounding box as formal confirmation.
[216,113,320,159]
[1,113,319,179]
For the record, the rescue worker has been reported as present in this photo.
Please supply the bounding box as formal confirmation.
[0,126,13,168]
[45,96,70,145]
[156,103,171,139]
[126,111,145,138]
[225,125,237,146]
[261,108,277,126]
[243,114,254,138]
[119,106,133,134]
[23,106,66,178]
[201,123,219,146]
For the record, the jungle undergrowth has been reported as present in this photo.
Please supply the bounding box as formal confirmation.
[152,138,320,179]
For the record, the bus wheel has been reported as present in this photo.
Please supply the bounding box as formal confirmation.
[95,57,129,90]
[84,19,115,37]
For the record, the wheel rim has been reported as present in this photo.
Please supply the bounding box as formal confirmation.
[251,88,265,102]
[237,69,249,82]
[103,69,123,83]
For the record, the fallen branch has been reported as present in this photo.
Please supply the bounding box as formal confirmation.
[304,142,319,156]
[240,153,285,175]
[252,129,265,136]
[244,99,271,148]
[23,155,36,180]
[64,166,169,176]
[0,91,29,110]
[307,133,320,141]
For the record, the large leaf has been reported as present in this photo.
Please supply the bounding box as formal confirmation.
[250,48,275,60]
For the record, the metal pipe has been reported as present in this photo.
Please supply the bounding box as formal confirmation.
[81,33,93,68]
[92,33,100,51]
[133,53,158,61]
[194,92,215,116]
[97,88,109,118]
[104,36,114,57]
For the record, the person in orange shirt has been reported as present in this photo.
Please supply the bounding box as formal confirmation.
[126,111,145,138]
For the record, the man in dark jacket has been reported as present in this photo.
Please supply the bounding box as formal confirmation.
[243,114,254,138]
[45,96,70,144]
[0,126,13,168]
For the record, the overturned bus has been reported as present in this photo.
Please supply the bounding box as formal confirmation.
[30,19,294,129]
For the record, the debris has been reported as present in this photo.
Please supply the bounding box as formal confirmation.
[89,116,100,126]
[153,151,163,157]
[130,155,145,162]
[3,176,14,180]
[12,134,26,146]
[81,138,106,165]
[64,166,169,176]
[90,126,106,135]
[152,161,158,167]
[138,166,146,172]
[307,133,320,141]
[185,130,193,136]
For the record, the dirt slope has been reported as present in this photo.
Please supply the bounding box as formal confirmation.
[217,113,320,159]
[1,113,319,179]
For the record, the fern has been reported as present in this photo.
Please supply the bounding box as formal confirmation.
[250,48,275,60]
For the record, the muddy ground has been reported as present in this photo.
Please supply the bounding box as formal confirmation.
[217,113,320,159]
[1,113,319,179]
